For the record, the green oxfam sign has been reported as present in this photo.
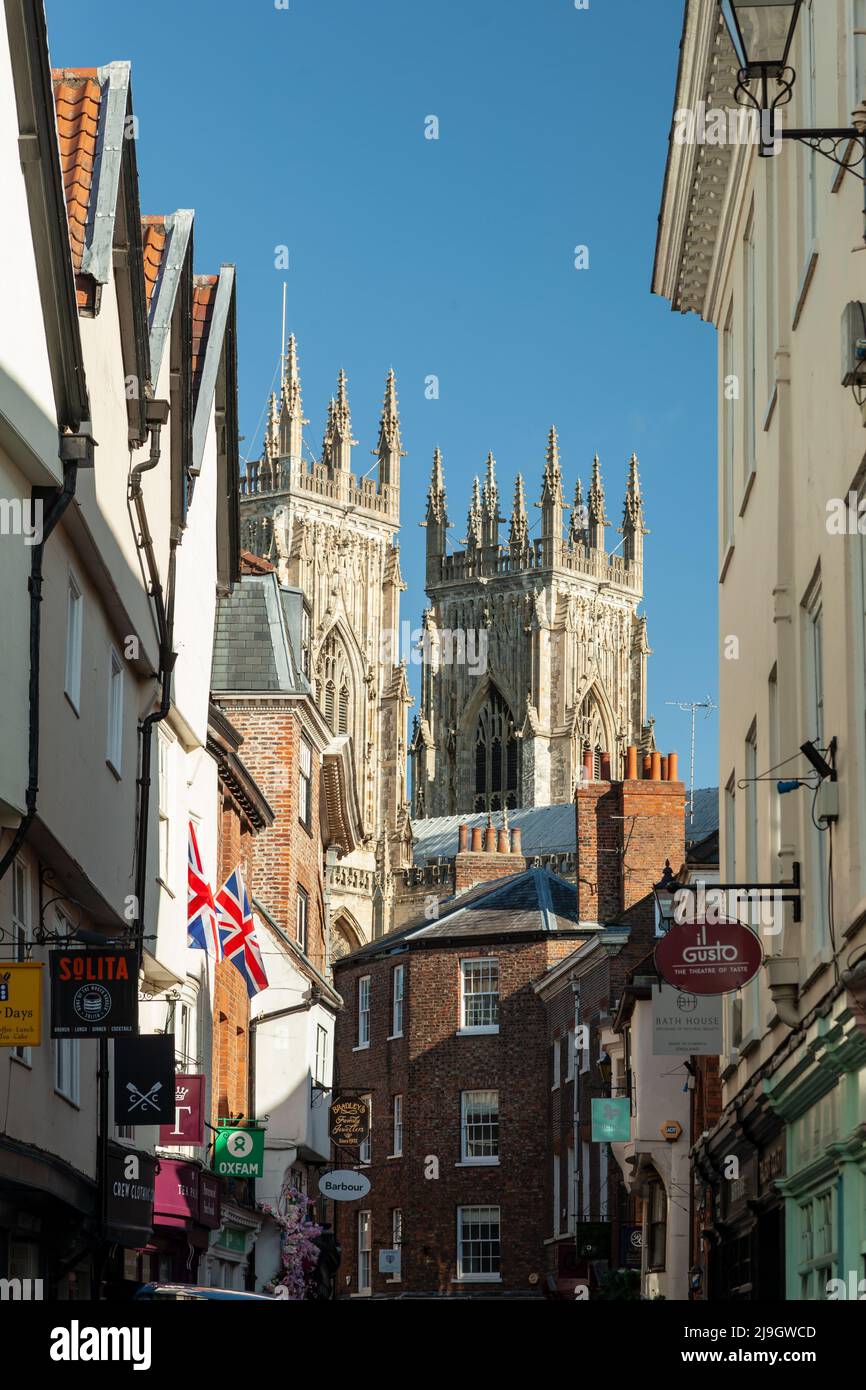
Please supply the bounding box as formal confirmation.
[214,1125,265,1178]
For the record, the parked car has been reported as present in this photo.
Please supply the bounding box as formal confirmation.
[133,1283,276,1302]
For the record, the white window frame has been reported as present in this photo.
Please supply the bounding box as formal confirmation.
[849,0,866,113]
[358,1210,371,1295]
[459,957,500,1034]
[456,1205,501,1283]
[566,1027,575,1081]
[553,1153,561,1235]
[106,646,123,776]
[314,1022,329,1088]
[296,885,308,953]
[390,963,404,1038]
[359,1095,372,1166]
[356,975,370,1049]
[567,1143,576,1227]
[157,730,172,885]
[552,1036,560,1091]
[64,570,83,712]
[722,300,735,556]
[391,1094,403,1157]
[55,1036,80,1105]
[804,584,829,952]
[460,1089,499,1166]
[742,202,757,489]
[298,738,312,830]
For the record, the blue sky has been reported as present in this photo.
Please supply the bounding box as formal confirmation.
[46,0,719,790]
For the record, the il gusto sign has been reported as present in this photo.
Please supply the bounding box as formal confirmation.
[655,918,762,996]
[318,1170,371,1202]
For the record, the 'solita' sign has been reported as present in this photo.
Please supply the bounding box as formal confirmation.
[655,918,762,996]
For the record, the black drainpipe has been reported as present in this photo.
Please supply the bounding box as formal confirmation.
[128,408,178,971]
[0,431,94,885]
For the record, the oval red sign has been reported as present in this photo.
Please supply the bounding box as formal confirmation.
[654,918,763,996]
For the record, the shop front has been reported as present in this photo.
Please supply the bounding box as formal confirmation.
[202,1198,261,1292]
[101,1142,157,1299]
[0,1139,97,1299]
[148,1158,221,1285]
[767,997,866,1300]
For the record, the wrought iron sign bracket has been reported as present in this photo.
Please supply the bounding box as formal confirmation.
[674,861,802,924]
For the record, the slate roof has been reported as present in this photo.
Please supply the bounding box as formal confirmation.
[211,573,311,696]
[410,803,577,865]
[685,788,718,847]
[410,790,718,866]
[337,867,593,967]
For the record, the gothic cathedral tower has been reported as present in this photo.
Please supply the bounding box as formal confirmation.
[410,432,652,817]
[240,337,412,945]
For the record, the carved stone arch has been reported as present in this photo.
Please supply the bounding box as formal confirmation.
[458,675,520,814]
[314,615,366,741]
[572,678,617,779]
[331,909,364,962]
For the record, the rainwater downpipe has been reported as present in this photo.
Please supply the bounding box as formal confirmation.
[128,400,177,971]
[0,430,94,885]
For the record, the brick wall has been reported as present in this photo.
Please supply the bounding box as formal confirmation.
[333,935,574,1296]
[215,697,328,977]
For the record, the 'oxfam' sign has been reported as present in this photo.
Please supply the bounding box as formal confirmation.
[214,1126,265,1177]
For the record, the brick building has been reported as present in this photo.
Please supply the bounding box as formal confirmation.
[332,866,586,1297]
[533,775,687,1296]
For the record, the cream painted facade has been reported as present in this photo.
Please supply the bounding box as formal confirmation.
[655,0,866,1296]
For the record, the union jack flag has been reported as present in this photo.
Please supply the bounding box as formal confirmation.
[187,822,222,960]
[215,866,268,997]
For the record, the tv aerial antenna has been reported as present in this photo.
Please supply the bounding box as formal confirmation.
[665,696,717,826]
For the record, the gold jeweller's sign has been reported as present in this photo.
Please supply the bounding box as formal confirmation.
[328,1096,370,1147]
[0,963,43,1047]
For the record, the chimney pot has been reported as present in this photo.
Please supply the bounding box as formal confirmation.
[668,751,679,782]
[626,745,638,780]
[497,828,510,854]
[651,751,662,781]
[510,826,522,855]
[600,751,611,782]
[660,755,669,782]
[470,826,483,852]
[458,823,469,852]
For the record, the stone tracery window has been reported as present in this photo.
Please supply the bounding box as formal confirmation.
[473,687,518,812]
[316,631,353,740]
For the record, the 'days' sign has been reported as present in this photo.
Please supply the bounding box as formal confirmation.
[655,918,762,996]
[50,949,137,1037]
[0,962,43,1047]
[214,1125,265,1178]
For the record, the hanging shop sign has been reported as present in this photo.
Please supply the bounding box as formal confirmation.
[654,918,762,996]
[159,1073,205,1146]
[154,1158,200,1223]
[575,1222,613,1261]
[619,1224,643,1269]
[652,982,723,1056]
[0,962,43,1047]
[198,1173,222,1230]
[318,1169,371,1202]
[50,949,137,1037]
[328,1096,370,1148]
[114,1034,176,1124]
[213,1124,265,1178]
[591,1097,631,1143]
[105,1143,156,1247]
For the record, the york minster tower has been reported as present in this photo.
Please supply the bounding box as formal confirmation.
[240,337,411,945]
[410,431,653,818]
